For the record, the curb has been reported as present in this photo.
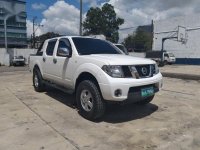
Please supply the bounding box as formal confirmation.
[162,72,200,81]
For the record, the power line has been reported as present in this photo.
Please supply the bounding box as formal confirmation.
[119,26,137,31]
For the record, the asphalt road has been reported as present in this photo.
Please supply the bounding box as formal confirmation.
[0,71,200,150]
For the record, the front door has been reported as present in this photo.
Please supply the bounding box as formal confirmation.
[51,38,73,88]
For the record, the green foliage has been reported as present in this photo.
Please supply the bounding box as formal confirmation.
[35,32,60,42]
[123,26,153,52]
[83,3,124,43]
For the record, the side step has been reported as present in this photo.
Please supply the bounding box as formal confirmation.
[44,80,74,94]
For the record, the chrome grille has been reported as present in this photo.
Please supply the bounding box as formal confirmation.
[135,65,151,78]
[121,64,155,78]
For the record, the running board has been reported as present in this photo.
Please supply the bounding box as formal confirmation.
[44,80,74,94]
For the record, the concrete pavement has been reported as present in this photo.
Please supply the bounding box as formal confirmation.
[160,65,200,80]
[0,72,76,150]
[0,66,29,73]
[0,71,200,150]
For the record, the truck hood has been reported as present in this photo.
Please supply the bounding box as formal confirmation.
[82,54,155,65]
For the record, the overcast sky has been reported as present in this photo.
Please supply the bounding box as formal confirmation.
[27,0,200,42]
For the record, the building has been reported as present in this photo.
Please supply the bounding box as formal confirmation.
[153,14,200,65]
[0,0,27,48]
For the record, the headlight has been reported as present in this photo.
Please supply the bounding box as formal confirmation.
[102,65,124,78]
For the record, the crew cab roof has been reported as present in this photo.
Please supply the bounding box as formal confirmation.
[45,36,102,41]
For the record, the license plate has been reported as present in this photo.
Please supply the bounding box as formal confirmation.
[141,87,154,97]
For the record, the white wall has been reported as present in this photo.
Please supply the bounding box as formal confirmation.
[0,48,37,66]
[129,52,145,58]
[0,49,9,66]
[153,14,200,59]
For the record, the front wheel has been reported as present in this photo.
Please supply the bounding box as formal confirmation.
[76,80,105,120]
[136,95,154,105]
[164,60,168,65]
[33,68,45,92]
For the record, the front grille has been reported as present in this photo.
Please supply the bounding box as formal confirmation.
[135,65,152,78]
[122,66,132,78]
[121,64,155,79]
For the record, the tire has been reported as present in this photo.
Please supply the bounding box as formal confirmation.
[76,80,105,120]
[33,68,45,92]
[159,61,165,67]
[156,61,160,66]
[136,95,154,105]
[164,60,168,65]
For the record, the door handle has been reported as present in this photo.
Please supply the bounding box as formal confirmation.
[43,57,46,62]
[53,58,57,64]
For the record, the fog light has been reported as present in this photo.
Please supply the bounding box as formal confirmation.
[114,89,122,97]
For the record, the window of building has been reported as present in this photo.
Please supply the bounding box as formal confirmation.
[0,32,4,37]
[0,8,5,14]
[6,33,26,38]
[0,20,3,25]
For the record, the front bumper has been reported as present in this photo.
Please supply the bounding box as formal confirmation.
[98,72,163,101]
[169,58,176,63]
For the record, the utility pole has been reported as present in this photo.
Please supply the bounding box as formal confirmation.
[4,15,13,51]
[4,18,7,50]
[160,37,176,66]
[79,0,82,36]
[32,16,37,48]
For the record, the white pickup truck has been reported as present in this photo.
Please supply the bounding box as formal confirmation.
[29,36,163,120]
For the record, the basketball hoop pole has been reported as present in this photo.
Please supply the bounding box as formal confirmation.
[161,37,177,66]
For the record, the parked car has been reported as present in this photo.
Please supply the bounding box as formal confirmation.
[29,36,163,120]
[146,51,176,66]
[114,44,129,55]
[12,56,25,66]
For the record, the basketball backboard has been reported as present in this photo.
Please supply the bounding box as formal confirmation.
[178,26,187,43]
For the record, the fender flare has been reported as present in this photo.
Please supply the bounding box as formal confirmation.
[73,63,103,88]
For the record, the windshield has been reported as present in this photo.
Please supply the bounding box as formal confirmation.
[72,37,121,55]
[15,56,23,59]
[168,53,175,57]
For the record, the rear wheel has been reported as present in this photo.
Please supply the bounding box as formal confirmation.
[33,68,45,92]
[164,60,168,65]
[76,80,105,120]
[136,95,154,105]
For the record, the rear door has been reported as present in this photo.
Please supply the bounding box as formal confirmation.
[42,39,57,81]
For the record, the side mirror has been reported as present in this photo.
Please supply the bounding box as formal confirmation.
[57,47,71,57]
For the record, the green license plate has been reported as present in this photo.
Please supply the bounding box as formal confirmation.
[141,87,154,97]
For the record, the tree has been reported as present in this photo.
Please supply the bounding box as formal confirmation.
[123,34,135,50]
[33,32,60,48]
[83,3,124,43]
[35,32,60,43]
[123,25,153,52]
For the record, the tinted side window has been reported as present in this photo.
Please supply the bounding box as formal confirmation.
[46,40,57,56]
